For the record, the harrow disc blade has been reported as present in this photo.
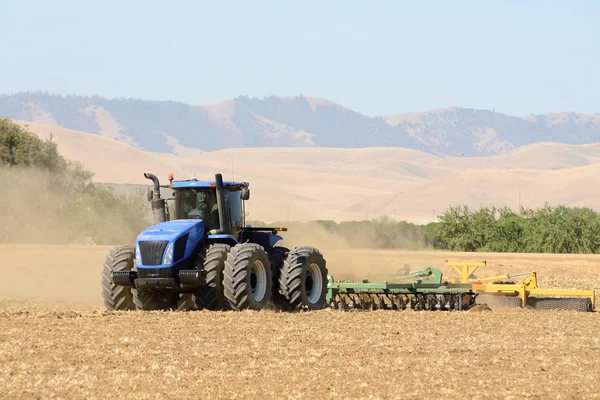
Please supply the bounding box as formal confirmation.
[328,291,477,311]
[525,297,593,312]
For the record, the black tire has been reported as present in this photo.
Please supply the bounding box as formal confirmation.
[267,246,290,307]
[133,290,178,311]
[279,246,328,310]
[193,243,231,310]
[177,294,196,311]
[101,245,136,310]
[223,243,272,310]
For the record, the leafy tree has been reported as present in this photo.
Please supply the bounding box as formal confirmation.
[483,207,524,252]
[435,205,477,251]
[0,118,66,170]
[433,202,600,254]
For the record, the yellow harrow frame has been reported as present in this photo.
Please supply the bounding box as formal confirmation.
[444,260,595,312]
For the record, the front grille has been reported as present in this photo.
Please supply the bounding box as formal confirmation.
[139,240,168,266]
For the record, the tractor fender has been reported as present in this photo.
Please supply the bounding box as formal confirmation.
[207,234,239,247]
[269,234,283,247]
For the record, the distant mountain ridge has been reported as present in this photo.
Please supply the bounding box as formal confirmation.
[1,91,599,156]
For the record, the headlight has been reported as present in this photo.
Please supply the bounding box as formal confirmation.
[163,242,174,265]
[134,245,142,266]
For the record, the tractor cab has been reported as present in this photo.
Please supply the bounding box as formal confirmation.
[168,177,249,238]
[145,173,249,238]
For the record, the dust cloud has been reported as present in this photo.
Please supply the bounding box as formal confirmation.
[0,167,74,244]
[271,221,372,280]
[265,216,427,281]
[0,167,149,245]
[275,222,350,250]
[0,244,111,306]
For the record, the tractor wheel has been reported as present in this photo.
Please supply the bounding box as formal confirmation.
[267,246,290,308]
[279,246,328,310]
[133,290,178,311]
[193,243,231,310]
[223,243,272,310]
[177,294,196,311]
[101,245,136,310]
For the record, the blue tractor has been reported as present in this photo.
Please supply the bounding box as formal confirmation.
[101,172,329,311]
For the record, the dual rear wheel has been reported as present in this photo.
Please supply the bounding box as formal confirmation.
[223,243,329,311]
[223,243,272,310]
[279,246,328,310]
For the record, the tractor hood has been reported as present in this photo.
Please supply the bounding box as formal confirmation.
[135,220,206,268]
[137,220,205,242]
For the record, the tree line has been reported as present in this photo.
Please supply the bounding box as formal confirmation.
[251,204,600,254]
[432,204,600,254]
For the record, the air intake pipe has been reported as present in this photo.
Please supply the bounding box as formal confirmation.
[144,172,167,224]
[212,173,229,234]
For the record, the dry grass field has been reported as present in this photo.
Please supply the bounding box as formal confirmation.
[15,119,600,223]
[2,245,600,399]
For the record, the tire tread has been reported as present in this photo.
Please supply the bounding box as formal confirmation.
[223,243,272,310]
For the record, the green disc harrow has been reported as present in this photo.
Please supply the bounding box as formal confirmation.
[326,267,478,311]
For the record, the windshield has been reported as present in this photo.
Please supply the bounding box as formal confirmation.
[175,188,219,232]
[173,188,244,234]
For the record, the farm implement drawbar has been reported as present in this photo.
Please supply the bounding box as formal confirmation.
[326,261,596,312]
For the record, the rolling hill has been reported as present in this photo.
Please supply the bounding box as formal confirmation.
[11,119,600,224]
[1,92,599,157]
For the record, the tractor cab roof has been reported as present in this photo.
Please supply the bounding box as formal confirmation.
[171,178,247,190]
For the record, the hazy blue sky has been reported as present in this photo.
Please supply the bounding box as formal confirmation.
[1,0,598,116]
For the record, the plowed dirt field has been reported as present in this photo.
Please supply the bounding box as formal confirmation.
[1,245,600,399]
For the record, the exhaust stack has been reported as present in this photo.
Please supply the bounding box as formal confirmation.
[144,172,167,224]
[213,173,228,234]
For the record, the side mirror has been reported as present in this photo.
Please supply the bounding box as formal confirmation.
[146,187,153,202]
[241,187,250,200]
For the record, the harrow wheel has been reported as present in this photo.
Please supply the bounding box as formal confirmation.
[223,243,272,310]
[525,296,593,312]
[279,246,328,310]
[101,245,136,310]
[193,243,231,310]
